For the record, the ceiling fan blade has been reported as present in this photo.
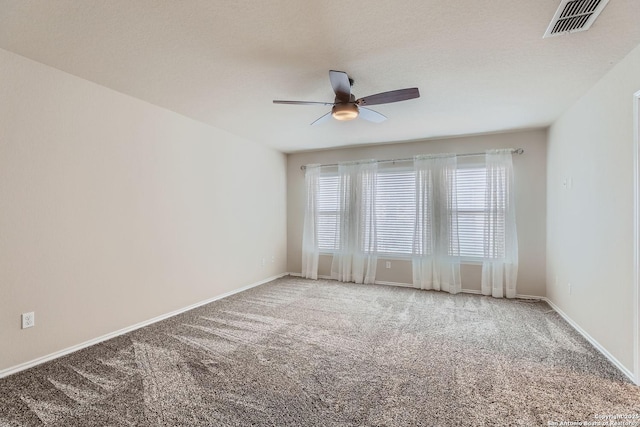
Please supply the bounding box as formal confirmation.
[310,111,332,126]
[329,70,352,102]
[358,107,387,123]
[356,88,420,106]
[273,100,334,106]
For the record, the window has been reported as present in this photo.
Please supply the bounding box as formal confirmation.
[455,167,487,259]
[318,169,418,255]
[375,169,416,256]
[315,164,504,260]
[317,174,340,251]
[455,165,506,259]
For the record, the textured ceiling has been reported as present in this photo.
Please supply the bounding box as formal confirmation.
[0,1,639,153]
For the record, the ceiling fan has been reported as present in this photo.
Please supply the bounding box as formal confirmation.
[273,70,420,125]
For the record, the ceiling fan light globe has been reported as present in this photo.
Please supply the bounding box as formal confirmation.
[331,103,359,121]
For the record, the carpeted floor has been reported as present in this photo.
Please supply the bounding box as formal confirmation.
[0,276,639,426]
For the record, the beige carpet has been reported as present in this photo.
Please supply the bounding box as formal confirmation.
[0,276,639,426]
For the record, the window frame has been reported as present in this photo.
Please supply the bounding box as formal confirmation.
[316,172,341,254]
[454,162,488,263]
[313,161,504,263]
[373,165,418,258]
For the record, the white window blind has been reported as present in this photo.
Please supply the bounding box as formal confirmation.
[315,163,506,260]
[455,166,506,259]
[375,169,416,255]
[455,167,486,258]
[317,174,340,251]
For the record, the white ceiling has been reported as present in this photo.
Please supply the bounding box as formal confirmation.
[0,1,639,153]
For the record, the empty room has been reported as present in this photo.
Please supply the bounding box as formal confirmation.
[1,1,640,425]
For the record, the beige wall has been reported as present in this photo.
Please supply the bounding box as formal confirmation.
[0,49,287,372]
[547,43,640,372]
[287,129,547,297]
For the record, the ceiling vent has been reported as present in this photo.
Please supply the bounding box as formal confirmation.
[543,0,610,38]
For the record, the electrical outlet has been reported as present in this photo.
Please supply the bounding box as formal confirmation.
[385,261,391,269]
[271,255,275,264]
[22,312,35,329]
[568,283,572,296]
[562,176,573,190]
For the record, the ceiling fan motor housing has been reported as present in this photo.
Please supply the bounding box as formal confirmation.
[332,103,359,121]
[332,93,358,121]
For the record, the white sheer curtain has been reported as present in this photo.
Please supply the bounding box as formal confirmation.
[412,154,461,293]
[301,164,321,279]
[331,161,378,284]
[482,149,519,298]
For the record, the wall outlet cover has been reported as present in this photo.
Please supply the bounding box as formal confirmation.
[22,312,35,329]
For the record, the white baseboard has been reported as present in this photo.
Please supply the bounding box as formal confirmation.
[374,280,415,288]
[515,293,544,300]
[0,273,288,379]
[543,297,636,383]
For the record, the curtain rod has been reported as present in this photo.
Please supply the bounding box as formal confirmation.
[299,148,524,170]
